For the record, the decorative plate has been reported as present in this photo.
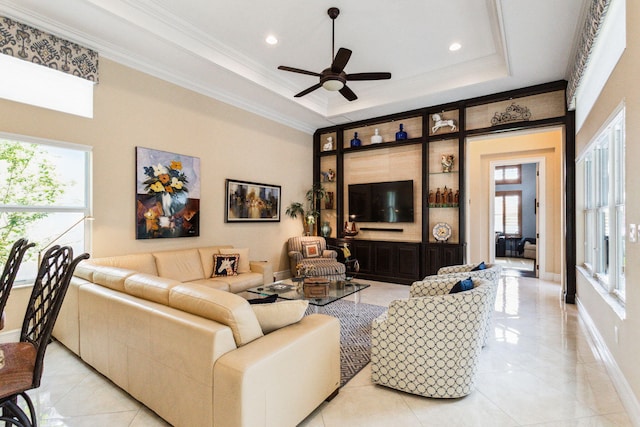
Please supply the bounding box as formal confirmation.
[432,222,452,241]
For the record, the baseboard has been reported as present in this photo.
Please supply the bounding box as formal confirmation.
[577,298,640,426]
[540,272,561,282]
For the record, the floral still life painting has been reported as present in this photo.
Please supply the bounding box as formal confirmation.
[136,147,201,239]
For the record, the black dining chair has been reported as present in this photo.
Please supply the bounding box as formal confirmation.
[0,245,89,427]
[0,239,35,331]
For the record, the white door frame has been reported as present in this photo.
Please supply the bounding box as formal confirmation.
[488,157,546,278]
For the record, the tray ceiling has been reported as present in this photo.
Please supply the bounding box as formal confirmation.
[0,0,587,133]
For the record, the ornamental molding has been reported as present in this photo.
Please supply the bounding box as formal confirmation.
[566,0,610,109]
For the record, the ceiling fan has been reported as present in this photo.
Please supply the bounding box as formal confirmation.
[278,7,391,101]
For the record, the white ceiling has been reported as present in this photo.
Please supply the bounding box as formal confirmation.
[0,0,587,133]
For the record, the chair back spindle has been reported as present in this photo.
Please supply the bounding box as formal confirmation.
[20,245,90,386]
[0,238,35,325]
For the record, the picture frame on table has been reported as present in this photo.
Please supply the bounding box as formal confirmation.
[225,179,281,222]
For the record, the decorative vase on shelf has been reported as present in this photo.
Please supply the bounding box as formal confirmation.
[350,132,362,147]
[320,221,332,238]
[371,128,383,144]
[395,123,407,140]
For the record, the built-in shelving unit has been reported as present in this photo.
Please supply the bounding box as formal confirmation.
[313,80,572,285]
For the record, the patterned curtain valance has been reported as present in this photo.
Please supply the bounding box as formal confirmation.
[566,0,610,109]
[0,15,98,83]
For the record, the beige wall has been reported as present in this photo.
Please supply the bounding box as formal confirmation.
[575,0,640,407]
[0,59,312,273]
[467,129,564,279]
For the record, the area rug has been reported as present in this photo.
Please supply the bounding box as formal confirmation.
[305,300,386,387]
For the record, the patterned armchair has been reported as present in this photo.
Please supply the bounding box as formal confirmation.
[371,276,495,398]
[434,262,502,346]
[287,236,345,279]
[436,262,502,281]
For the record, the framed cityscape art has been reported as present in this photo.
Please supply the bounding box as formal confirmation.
[135,147,201,239]
[225,178,281,222]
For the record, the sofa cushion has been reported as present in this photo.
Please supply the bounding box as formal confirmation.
[186,278,230,292]
[251,300,309,334]
[90,253,158,276]
[219,247,250,273]
[169,283,263,346]
[73,261,96,281]
[92,266,137,292]
[124,273,181,305]
[212,254,239,277]
[210,272,264,294]
[153,249,205,282]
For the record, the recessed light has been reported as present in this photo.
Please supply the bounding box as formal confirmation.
[449,42,462,52]
[265,35,278,45]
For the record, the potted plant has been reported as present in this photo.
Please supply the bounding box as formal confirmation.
[285,184,328,235]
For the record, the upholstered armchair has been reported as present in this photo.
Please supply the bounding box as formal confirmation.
[287,236,345,279]
[371,276,495,398]
[435,262,502,346]
[436,262,502,281]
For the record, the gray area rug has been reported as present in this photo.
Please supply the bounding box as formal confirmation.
[305,300,387,387]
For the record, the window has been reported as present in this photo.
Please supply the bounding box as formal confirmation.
[0,54,94,118]
[580,107,625,301]
[495,191,522,236]
[494,165,522,184]
[0,133,91,283]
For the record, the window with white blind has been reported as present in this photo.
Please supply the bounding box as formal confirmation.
[0,133,91,284]
[495,191,522,236]
[580,107,625,302]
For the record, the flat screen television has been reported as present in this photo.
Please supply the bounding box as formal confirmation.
[348,180,414,223]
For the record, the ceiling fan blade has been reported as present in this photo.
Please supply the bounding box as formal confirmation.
[294,83,323,97]
[346,72,392,81]
[331,48,352,73]
[278,66,321,77]
[339,85,358,101]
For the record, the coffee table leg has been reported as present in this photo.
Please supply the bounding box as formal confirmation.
[354,290,361,317]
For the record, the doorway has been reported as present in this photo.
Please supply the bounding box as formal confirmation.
[465,127,564,283]
[492,161,540,277]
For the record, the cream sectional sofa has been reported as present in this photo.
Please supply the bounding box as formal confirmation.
[53,246,341,427]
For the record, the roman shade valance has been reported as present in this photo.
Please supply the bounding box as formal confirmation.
[0,15,98,83]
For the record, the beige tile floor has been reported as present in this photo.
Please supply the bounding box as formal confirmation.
[23,275,633,426]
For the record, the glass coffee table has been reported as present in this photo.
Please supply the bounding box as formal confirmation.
[247,278,369,314]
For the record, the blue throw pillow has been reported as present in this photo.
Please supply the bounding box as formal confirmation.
[471,261,486,271]
[449,277,474,294]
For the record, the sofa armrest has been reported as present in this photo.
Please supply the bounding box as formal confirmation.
[213,314,340,427]
[249,260,274,285]
[322,249,338,259]
[288,251,303,263]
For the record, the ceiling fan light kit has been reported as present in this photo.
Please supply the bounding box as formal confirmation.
[322,78,345,91]
[278,7,391,101]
